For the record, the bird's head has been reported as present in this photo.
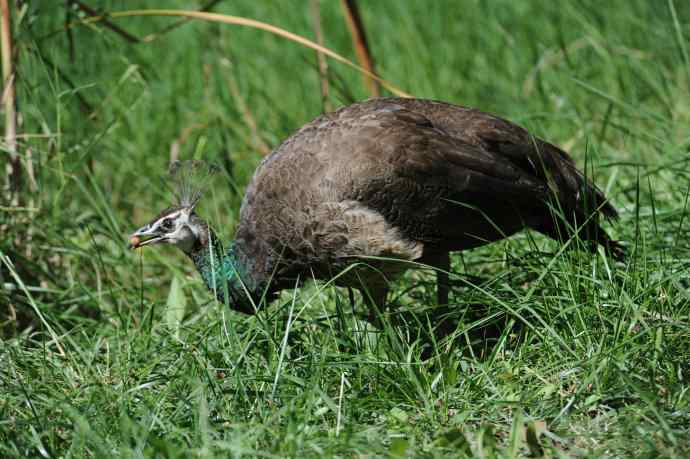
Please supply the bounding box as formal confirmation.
[129,160,215,254]
[129,204,208,254]
[127,160,266,315]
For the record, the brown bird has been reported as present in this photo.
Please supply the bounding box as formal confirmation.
[129,97,623,320]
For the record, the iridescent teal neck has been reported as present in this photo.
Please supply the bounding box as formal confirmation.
[188,229,261,314]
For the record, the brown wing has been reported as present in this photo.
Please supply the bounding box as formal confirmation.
[237,97,622,273]
[340,106,552,251]
[382,97,618,221]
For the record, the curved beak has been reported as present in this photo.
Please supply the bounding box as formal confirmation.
[128,224,165,250]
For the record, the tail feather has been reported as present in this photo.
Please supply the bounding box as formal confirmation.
[576,176,618,221]
[556,153,618,222]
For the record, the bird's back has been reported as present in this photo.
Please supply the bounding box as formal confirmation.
[235,98,618,281]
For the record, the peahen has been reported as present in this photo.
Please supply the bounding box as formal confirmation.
[129,97,623,319]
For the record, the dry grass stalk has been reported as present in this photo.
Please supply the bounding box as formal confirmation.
[142,0,223,43]
[1,0,19,204]
[339,0,380,96]
[68,0,141,43]
[76,9,412,98]
[310,0,332,112]
[221,58,271,156]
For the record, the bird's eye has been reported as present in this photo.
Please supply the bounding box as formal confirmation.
[160,219,174,231]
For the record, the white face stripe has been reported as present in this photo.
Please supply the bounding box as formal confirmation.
[155,210,182,226]
[153,208,199,237]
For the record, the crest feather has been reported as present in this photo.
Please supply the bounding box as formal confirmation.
[169,160,218,207]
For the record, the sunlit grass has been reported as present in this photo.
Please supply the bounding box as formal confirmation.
[1,0,689,457]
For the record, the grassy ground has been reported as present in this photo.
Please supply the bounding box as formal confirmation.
[2,0,690,457]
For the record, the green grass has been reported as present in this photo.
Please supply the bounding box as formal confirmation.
[2,0,690,457]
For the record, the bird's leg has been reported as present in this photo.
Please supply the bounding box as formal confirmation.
[435,252,450,307]
[361,284,388,328]
[421,251,450,306]
[419,252,455,355]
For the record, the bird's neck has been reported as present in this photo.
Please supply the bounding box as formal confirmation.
[187,227,263,314]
